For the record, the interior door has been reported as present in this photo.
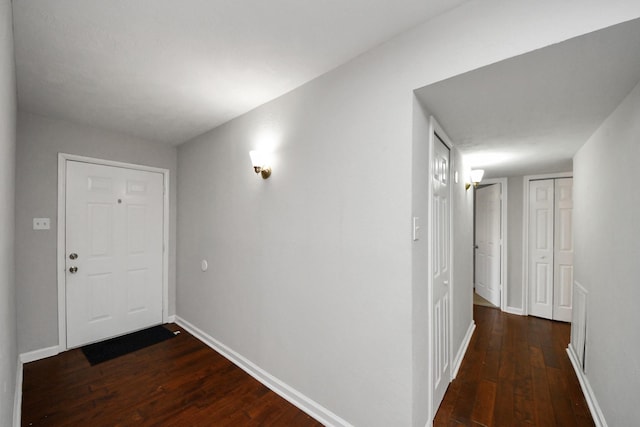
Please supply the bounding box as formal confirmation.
[528,179,554,319]
[474,183,501,307]
[553,178,574,322]
[66,161,164,348]
[432,133,451,413]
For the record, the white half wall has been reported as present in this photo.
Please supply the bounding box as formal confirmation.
[572,79,640,426]
[0,0,17,425]
[15,112,178,354]
[176,1,640,426]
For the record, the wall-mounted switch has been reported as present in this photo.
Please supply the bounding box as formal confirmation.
[413,217,420,241]
[33,218,50,230]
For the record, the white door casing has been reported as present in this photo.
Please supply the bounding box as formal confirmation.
[553,178,574,322]
[431,131,451,413]
[64,159,165,348]
[475,184,501,307]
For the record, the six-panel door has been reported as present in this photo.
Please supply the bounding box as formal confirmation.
[66,161,164,348]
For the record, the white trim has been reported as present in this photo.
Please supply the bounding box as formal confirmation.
[476,178,508,312]
[166,315,176,324]
[567,347,608,427]
[13,359,23,427]
[19,346,60,364]
[174,316,352,427]
[451,321,475,379]
[57,153,170,351]
[504,306,524,316]
[521,171,572,315]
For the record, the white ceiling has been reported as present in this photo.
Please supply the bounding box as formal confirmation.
[12,0,469,145]
[416,18,640,178]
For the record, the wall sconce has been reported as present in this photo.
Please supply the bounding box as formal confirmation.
[465,169,485,190]
[249,150,272,179]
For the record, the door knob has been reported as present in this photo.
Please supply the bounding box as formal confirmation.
[69,266,78,274]
[69,253,78,260]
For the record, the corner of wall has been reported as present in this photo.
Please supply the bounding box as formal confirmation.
[13,358,22,427]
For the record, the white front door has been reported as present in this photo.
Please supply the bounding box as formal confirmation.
[528,179,555,319]
[474,184,501,307]
[553,178,574,322]
[65,161,164,348]
[432,133,451,413]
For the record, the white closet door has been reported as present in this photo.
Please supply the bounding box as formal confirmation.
[553,178,574,322]
[529,179,554,319]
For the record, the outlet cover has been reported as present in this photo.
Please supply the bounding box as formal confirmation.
[33,218,50,230]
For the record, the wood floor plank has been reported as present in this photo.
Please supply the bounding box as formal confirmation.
[21,325,322,426]
[434,306,595,426]
[471,379,496,426]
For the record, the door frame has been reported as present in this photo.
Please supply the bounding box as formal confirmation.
[522,171,572,316]
[57,153,170,351]
[428,116,454,418]
[474,178,508,311]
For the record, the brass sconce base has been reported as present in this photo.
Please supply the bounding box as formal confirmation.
[465,182,480,191]
[254,166,271,179]
[260,167,271,179]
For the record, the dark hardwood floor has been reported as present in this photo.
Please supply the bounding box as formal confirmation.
[22,308,595,426]
[21,324,323,426]
[435,305,594,426]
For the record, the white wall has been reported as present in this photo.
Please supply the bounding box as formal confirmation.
[176,1,640,425]
[15,112,178,354]
[450,149,474,360]
[0,0,17,424]
[506,176,525,312]
[572,80,640,426]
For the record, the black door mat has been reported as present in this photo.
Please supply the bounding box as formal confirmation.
[81,325,177,365]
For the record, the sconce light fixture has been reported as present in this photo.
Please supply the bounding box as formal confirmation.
[465,169,485,190]
[249,150,272,179]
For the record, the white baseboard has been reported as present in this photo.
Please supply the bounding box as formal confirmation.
[504,306,524,316]
[451,321,475,379]
[174,316,352,427]
[19,346,59,364]
[567,346,608,427]
[165,315,176,323]
[13,358,23,427]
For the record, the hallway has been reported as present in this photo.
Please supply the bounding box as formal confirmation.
[434,305,594,426]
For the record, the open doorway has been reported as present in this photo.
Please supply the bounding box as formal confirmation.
[473,178,507,311]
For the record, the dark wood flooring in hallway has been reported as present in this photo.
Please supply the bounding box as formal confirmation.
[434,305,594,426]
[21,324,322,426]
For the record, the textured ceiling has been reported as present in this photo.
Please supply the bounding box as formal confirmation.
[13,0,469,145]
[415,18,640,178]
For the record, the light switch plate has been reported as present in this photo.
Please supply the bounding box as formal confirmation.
[33,218,50,230]
[412,216,420,241]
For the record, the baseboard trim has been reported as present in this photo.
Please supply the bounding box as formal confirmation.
[19,346,59,364]
[175,316,352,427]
[504,306,524,316]
[567,346,608,427]
[165,315,176,324]
[13,358,23,427]
[451,321,475,379]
